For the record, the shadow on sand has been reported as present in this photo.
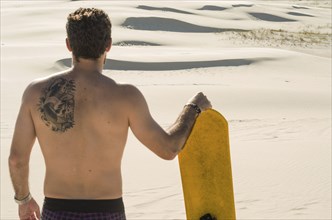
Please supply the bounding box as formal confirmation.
[55,58,259,71]
[137,5,194,15]
[248,12,297,22]
[122,17,246,33]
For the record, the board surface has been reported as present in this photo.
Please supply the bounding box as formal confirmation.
[178,109,236,220]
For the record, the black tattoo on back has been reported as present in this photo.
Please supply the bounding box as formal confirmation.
[38,78,76,132]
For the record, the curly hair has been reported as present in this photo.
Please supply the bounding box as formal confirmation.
[66,8,112,61]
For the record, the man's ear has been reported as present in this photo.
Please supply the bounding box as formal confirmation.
[66,38,72,52]
[105,38,112,52]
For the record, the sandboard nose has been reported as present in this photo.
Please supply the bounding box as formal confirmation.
[200,213,216,220]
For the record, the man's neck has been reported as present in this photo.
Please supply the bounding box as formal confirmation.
[71,55,105,74]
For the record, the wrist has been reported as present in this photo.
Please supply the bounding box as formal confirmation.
[14,192,32,205]
[185,103,201,115]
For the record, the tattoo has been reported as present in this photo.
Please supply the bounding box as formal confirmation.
[38,77,76,132]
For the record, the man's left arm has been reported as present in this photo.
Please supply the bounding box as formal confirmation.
[8,85,40,220]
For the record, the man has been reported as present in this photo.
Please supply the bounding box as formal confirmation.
[8,8,211,220]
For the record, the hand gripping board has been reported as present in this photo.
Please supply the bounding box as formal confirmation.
[178,109,236,220]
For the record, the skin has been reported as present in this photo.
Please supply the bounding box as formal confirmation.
[8,38,212,220]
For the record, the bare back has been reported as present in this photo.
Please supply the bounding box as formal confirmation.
[15,65,208,202]
[29,70,131,199]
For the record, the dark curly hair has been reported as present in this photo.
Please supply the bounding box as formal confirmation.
[66,8,112,61]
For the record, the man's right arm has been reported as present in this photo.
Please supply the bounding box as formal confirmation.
[8,83,41,220]
[126,85,211,160]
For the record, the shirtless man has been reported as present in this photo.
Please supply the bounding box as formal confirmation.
[8,8,211,220]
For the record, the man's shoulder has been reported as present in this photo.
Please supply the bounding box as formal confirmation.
[117,83,143,98]
[22,72,68,104]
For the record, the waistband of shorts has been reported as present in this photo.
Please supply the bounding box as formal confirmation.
[43,197,124,213]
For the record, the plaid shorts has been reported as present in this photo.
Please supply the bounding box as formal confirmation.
[41,209,126,220]
[41,197,126,220]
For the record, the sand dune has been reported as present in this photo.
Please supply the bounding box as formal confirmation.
[1,0,331,219]
[122,17,241,33]
[137,5,194,15]
[292,5,310,9]
[113,41,161,47]
[232,4,254,8]
[248,12,297,22]
[287,11,315,17]
[55,57,273,71]
[198,5,229,11]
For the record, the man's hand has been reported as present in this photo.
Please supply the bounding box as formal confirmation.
[18,198,40,220]
[187,92,212,112]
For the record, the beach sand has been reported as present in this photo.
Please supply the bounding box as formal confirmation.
[1,0,331,219]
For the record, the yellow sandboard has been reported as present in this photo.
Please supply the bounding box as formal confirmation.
[178,109,236,220]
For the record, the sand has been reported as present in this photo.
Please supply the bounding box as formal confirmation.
[1,0,331,219]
